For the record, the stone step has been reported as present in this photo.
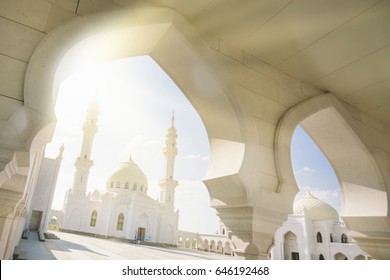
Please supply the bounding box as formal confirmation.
[44,232,60,239]
[13,246,27,260]
[22,228,29,239]
[38,229,45,242]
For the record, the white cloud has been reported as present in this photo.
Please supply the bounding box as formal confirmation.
[295,166,316,174]
[119,135,148,156]
[185,153,201,160]
[144,139,160,146]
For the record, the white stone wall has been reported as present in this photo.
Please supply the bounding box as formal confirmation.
[30,157,60,230]
[61,190,176,243]
[272,214,368,260]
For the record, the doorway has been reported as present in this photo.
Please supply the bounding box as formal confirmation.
[138,227,146,241]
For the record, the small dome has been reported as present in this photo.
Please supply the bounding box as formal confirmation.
[106,156,148,193]
[293,192,339,221]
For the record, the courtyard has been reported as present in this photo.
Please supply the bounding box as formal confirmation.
[18,231,234,260]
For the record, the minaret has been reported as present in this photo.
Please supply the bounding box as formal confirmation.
[159,112,178,212]
[70,99,99,195]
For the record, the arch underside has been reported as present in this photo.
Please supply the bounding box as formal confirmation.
[3,5,388,260]
[300,107,387,217]
[24,8,247,208]
[276,94,390,258]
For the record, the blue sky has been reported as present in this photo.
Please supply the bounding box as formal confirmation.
[46,56,341,234]
[291,126,342,211]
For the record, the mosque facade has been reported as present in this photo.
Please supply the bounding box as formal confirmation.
[47,104,369,258]
[271,192,368,260]
[61,100,179,245]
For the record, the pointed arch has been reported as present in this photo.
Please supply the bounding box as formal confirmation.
[275,94,389,257]
[217,241,223,254]
[283,231,299,260]
[25,6,245,209]
[197,240,203,251]
[355,254,365,260]
[316,232,323,243]
[117,213,124,231]
[210,240,216,252]
[203,239,209,252]
[90,210,97,227]
[335,252,348,260]
[178,236,183,246]
[191,238,197,249]
[276,94,387,216]
[185,237,191,248]
[341,234,348,244]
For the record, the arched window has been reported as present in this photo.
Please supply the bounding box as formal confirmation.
[284,231,299,260]
[124,182,129,189]
[316,232,323,243]
[355,254,365,260]
[319,254,325,260]
[335,252,348,260]
[116,181,120,188]
[341,234,348,243]
[222,228,226,235]
[140,185,143,192]
[117,213,124,231]
[330,233,333,243]
[133,184,137,190]
[90,210,97,227]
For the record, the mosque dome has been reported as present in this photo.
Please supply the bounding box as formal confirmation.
[293,192,339,221]
[106,156,148,194]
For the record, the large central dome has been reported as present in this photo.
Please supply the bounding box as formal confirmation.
[106,156,148,194]
[293,192,339,221]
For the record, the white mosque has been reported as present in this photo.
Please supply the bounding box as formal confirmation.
[271,192,368,260]
[51,100,368,258]
[60,100,179,245]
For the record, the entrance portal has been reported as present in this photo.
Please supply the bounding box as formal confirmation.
[138,227,146,241]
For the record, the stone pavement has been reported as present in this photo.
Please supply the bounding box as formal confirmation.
[18,231,234,260]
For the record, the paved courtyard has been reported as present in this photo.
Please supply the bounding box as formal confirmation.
[18,231,234,260]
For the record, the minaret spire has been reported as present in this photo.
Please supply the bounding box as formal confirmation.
[159,112,179,212]
[71,99,99,194]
